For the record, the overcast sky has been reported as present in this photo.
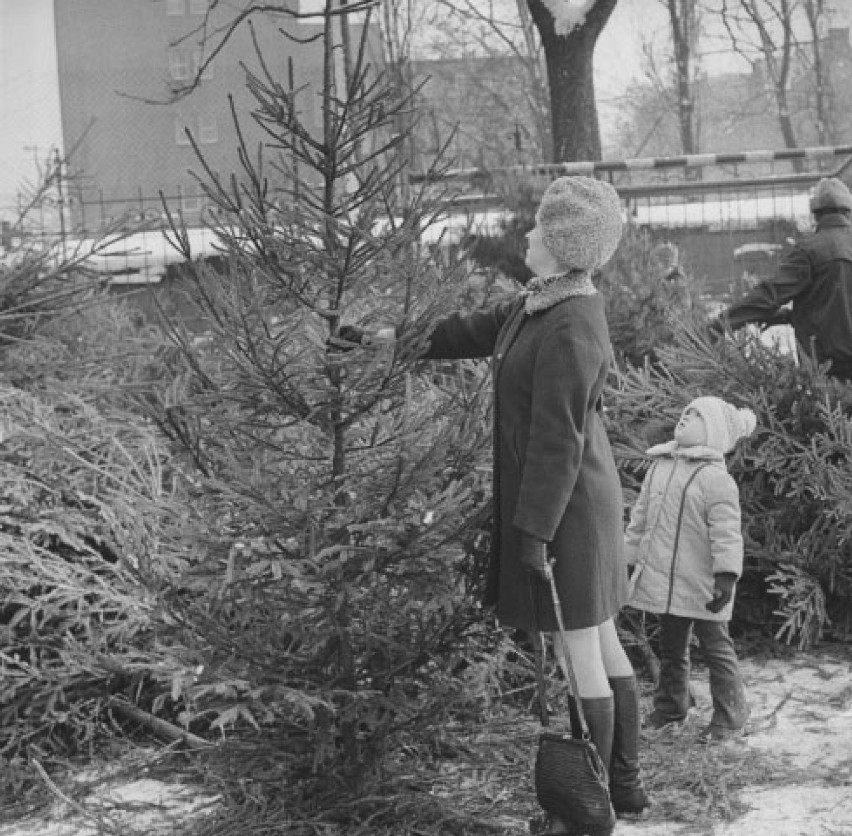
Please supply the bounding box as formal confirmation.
[0,0,63,221]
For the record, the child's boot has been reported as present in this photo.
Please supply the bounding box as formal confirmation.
[696,621,750,741]
[650,617,693,727]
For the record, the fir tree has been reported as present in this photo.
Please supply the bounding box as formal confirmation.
[150,1,498,793]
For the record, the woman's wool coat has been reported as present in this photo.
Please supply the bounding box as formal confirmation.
[624,442,743,622]
[424,293,627,632]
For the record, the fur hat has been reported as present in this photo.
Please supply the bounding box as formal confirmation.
[537,176,623,272]
[809,177,852,213]
[685,396,756,454]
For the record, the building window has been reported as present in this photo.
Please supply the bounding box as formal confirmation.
[174,115,192,146]
[166,0,185,15]
[181,194,203,214]
[168,50,193,82]
[189,0,208,12]
[175,112,218,146]
[198,113,219,144]
[192,50,213,80]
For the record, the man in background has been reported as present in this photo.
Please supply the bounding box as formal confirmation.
[710,177,852,382]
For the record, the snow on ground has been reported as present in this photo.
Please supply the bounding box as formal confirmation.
[2,648,851,835]
[619,649,852,836]
[0,773,219,836]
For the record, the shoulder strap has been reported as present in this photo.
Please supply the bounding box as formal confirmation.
[534,564,591,739]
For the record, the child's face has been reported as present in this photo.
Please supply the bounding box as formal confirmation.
[675,407,706,447]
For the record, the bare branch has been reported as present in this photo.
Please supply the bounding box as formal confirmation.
[122,0,378,105]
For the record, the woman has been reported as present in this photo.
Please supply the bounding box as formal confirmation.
[335,177,648,827]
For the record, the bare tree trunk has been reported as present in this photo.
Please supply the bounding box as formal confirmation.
[527,0,618,162]
[667,0,699,154]
[805,0,830,146]
[721,0,802,170]
[515,0,553,160]
[322,0,347,481]
[765,0,798,152]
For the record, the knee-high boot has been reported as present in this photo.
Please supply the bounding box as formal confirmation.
[578,696,616,836]
[608,675,650,815]
[578,696,614,769]
[568,695,613,772]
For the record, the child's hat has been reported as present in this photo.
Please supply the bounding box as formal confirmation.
[537,176,623,272]
[685,396,756,454]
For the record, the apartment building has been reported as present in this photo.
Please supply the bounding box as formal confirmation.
[1,1,343,230]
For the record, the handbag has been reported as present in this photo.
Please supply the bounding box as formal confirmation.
[532,563,616,835]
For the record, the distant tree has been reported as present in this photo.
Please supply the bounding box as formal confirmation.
[800,0,834,145]
[666,0,702,154]
[615,0,703,158]
[715,0,801,158]
[422,0,551,166]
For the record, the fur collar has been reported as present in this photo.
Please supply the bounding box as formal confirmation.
[523,271,597,315]
[646,440,726,462]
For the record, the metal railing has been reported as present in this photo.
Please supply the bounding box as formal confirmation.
[7,145,852,296]
[413,144,852,297]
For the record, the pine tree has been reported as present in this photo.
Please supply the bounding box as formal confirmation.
[151,1,498,789]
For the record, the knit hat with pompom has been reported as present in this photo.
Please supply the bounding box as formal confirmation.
[537,176,623,272]
[685,397,757,454]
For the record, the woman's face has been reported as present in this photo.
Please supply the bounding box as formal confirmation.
[525,220,561,277]
[674,407,706,448]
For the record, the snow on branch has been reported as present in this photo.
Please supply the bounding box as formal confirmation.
[540,0,597,36]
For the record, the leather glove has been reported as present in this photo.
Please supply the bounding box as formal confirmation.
[518,533,549,583]
[706,572,737,613]
[327,325,372,351]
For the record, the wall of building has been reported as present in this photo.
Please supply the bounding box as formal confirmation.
[52,0,327,228]
[0,0,63,223]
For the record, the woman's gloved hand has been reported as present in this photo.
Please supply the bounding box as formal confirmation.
[519,533,549,583]
[706,572,737,613]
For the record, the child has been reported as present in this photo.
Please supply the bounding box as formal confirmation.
[624,396,756,742]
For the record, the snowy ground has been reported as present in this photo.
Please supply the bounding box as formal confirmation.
[2,646,851,836]
[620,646,852,836]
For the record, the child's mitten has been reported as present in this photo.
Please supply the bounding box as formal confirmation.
[706,572,737,613]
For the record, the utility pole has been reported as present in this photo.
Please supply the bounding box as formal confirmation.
[288,56,300,207]
[53,148,67,253]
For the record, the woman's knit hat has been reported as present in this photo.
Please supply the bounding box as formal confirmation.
[537,176,623,272]
[685,397,756,454]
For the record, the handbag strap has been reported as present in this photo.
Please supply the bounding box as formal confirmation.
[533,561,591,739]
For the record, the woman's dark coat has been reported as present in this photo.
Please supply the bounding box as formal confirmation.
[424,294,627,632]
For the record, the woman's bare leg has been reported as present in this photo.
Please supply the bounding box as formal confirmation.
[599,617,635,679]
[552,625,610,698]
